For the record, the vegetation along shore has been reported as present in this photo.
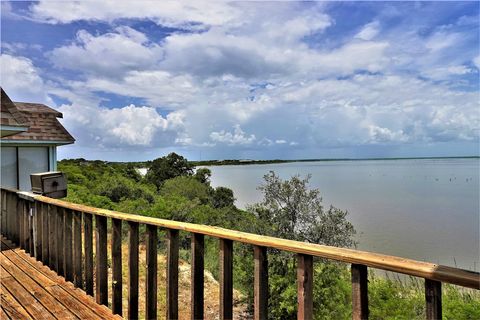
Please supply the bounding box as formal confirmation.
[58,153,479,319]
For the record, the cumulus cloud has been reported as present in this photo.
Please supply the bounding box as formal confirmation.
[48,27,163,78]
[2,2,477,159]
[29,0,239,29]
[422,65,475,80]
[473,56,480,69]
[210,125,256,145]
[58,102,185,148]
[85,70,198,108]
[355,21,380,41]
[0,54,51,103]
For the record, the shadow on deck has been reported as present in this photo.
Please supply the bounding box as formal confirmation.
[0,236,121,320]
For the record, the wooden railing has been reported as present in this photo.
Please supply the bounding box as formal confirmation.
[1,187,479,320]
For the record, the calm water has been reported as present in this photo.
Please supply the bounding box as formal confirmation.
[207,158,480,271]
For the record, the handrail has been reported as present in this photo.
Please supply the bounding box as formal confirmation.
[2,187,479,320]
[33,194,479,290]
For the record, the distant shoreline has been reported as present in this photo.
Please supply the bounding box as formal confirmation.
[191,156,479,167]
[72,155,479,168]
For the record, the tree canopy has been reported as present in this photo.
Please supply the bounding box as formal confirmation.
[247,171,356,319]
[145,152,194,189]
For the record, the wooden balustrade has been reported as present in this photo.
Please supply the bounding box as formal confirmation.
[1,187,479,320]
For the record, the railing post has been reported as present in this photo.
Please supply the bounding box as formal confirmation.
[166,228,179,320]
[19,198,25,249]
[56,206,64,276]
[64,208,73,282]
[254,245,268,320]
[48,205,57,271]
[1,190,6,236]
[425,279,442,320]
[95,215,108,306]
[297,254,313,320]
[146,224,158,320]
[128,221,139,320]
[41,203,49,265]
[23,200,30,253]
[84,213,93,296]
[14,193,19,244]
[29,201,35,256]
[220,238,233,320]
[7,192,18,244]
[6,192,12,241]
[34,201,42,260]
[5,192,11,242]
[351,264,369,320]
[73,211,83,288]
[112,218,123,316]
[191,233,204,320]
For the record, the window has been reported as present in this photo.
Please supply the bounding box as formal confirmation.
[18,147,49,191]
[1,147,17,188]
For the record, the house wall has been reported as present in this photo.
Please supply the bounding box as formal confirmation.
[0,145,56,191]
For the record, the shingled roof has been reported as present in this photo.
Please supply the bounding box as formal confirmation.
[1,88,28,128]
[1,88,75,144]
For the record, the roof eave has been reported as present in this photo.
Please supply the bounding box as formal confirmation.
[0,125,30,138]
[0,139,75,146]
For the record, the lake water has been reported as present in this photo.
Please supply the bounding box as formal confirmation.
[206,158,479,272]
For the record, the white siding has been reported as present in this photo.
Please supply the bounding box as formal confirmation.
[1,147,17,188]
[18,147,49,191]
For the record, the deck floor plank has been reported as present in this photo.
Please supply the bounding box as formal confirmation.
[3,254,96,319]
[1,305,12,320]
[0,237,120,320]
[1,277,55,320]
[3,250,56,287]
[1,251,78,320]
[12,253,121,320]
[1,282,32,320]
[1,265,11,278]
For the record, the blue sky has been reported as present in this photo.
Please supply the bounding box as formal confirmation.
[1,1,479,161]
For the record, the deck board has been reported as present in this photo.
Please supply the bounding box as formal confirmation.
[2,276,55,319]
[1,305,11,320]
[1,282,33,320]
[1,252,77,319]
[0,237,121,320]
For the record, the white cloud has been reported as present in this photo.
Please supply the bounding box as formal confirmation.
[58,102,185,148]
[0,54,51,104]
[473,56,480,69]
[422,65,475,80]
[367,125,408,143]
[30,0,239,29]
[425,31,461,52]
[355,21,380,41]
[210,125,256,145]
[311,41,390,75]
[85,70,197,108]
[48,27,163,78]
[4,2,476,158]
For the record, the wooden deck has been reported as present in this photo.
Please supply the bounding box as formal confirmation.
[0,237,121,320]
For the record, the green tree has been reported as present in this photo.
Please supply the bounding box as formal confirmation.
[145,152,193,189]
[194,167,212,184]
[211,186,235,208]
[247,171,356,319]
[160,176,210,205]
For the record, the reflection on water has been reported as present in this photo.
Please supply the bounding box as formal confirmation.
[207,158,480,271]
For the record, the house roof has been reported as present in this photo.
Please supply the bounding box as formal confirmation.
[14,102,63,117]
[1,88,75,144]
[1,88,29,127]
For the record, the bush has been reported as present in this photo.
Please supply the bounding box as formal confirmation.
[160,176,210,205]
